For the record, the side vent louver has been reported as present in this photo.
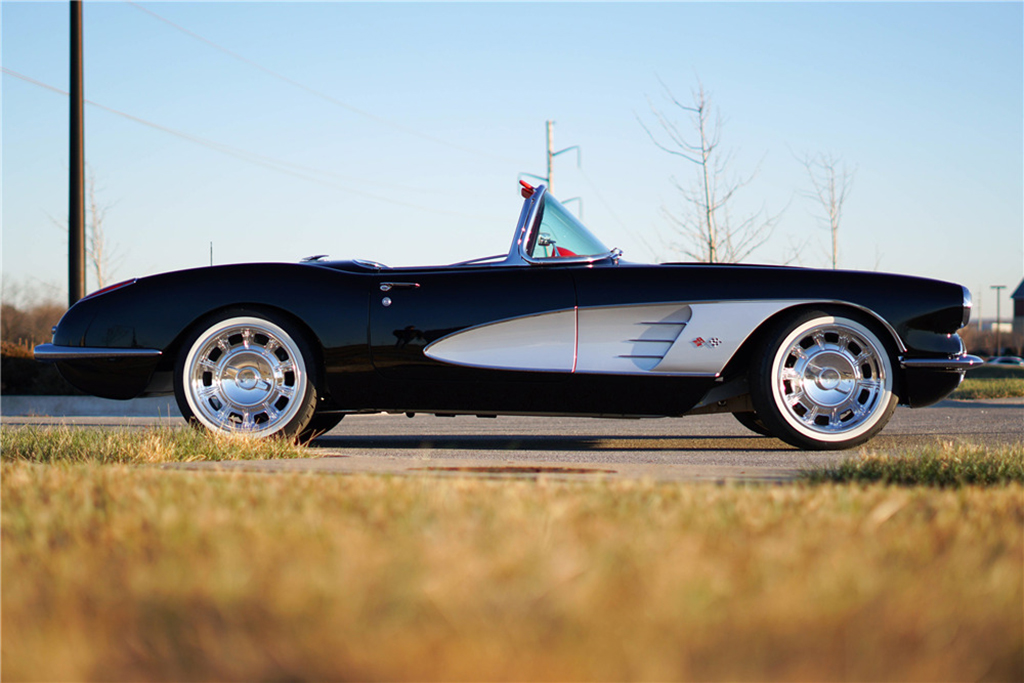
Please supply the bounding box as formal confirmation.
[618,319,689,369]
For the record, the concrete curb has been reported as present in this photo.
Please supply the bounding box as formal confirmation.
[1,396,182,418]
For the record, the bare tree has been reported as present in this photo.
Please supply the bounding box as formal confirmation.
[800,152,854,270]
[639,79,782,263]
[47,167,121,292]
[85,167,114,289]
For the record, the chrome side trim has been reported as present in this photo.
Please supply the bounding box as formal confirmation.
[34,344,163,362]
[900,354,984,371]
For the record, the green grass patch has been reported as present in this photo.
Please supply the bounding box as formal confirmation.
[0,425,307,465]
[950,377,1024,399]
[803,442,1024,487]
[966,364,1024,379]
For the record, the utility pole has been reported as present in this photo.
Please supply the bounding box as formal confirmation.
[991,285,1007,355]
[521,120,580,197]
[976,287,982,333]
[68,0,86,306]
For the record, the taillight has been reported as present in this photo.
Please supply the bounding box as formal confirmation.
[81,278,137,301]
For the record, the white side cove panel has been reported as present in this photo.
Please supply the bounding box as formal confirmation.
[576,300,810,376]
[423,309,576,372]
[424,300,812,376]
[575,304,693,373]
[654,301,806,374]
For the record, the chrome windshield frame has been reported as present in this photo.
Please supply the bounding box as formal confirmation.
[503,185,618,267]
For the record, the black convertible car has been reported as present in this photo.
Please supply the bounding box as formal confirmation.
[36,182,980,450]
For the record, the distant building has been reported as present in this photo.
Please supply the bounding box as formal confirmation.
[1014,279,1024,338]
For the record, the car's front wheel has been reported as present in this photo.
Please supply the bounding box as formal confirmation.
[174,312,318,439]
[749,310,898,450]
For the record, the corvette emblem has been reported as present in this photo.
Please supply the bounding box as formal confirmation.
[692,336,722,348]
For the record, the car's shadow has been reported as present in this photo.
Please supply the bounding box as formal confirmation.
[933,399,1024,410]
[307,434,793,453]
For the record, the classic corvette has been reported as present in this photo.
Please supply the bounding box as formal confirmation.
[36,181,981,450]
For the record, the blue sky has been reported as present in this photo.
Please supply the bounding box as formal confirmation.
[3,1,1022,320]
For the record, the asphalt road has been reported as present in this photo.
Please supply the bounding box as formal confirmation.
[6,398,1022,483]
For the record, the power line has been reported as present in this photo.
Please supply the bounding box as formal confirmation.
[3,67,500,221]
[126,1,528,166]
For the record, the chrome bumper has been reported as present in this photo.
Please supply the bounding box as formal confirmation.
[33,344,163,362]
[900,354,985,372]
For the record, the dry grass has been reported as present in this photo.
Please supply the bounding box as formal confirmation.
[0,425,306,465]
[3,457,1021,681]
[803,441,1024,487]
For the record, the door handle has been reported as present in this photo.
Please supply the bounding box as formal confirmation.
[380,282,420,292]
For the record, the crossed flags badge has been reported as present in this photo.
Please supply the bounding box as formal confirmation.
[692,336,722,348]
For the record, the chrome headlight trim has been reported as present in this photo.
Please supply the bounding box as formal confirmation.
[961,285,972,329]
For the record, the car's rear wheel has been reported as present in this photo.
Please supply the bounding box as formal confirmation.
[174,313,318,440]
[749,310,897,450]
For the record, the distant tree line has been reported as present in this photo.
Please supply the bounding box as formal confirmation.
[959,326,1023,358]
[1,282,65,348]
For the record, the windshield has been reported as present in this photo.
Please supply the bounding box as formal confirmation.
[526,195,610,260]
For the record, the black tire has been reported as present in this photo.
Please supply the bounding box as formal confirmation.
[749,309,898,450]
[174,310,318,440]
[299,413,345,441]
[733,411,773,437]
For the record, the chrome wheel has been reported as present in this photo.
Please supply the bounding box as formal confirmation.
[752,313,897,449]
[181,316,310,437]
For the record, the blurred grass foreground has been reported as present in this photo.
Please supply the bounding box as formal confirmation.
[2,427,1022,681]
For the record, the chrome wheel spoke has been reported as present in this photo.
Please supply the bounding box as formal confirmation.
[214,405,233,426]
[780,367,803,383]
[799,405,820,426]
[858,378,882,392]
[198,358,218,372]
[196,384,218,400]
